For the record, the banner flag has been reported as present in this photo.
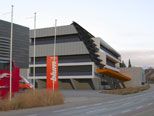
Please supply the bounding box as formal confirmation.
[46,56,58,90]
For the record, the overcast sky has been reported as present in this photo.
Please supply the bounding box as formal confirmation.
[1,0,154,68]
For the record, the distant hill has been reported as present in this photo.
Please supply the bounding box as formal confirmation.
[145,68,154,83]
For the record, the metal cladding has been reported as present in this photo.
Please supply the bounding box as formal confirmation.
[30,25,78,38]
[72,22,103,68]
[30,22,105,68]
[0,20,29,68]
[29,41,89,57]
[29,22,126,88]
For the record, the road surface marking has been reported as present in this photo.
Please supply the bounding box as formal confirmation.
[121,109,132,113]
[86,108,107,114]
[107,100,115,103]
[133,107,154,116]
[54,103,104,113]
[27,114,38,116]
[75,105,88,109]
[147,103,153,106]
[53,108,73,113]
[124,102,132,105]
[141,98,147,102]
[84,103,100,107]
[54,104,91,113]
[92,103,103,106]
[136,105,143,110]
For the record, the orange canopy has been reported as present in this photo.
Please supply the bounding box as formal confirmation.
[96,68,131,81]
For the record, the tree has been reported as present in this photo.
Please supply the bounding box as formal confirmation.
[128,59,132,67]
[120,60,126,68]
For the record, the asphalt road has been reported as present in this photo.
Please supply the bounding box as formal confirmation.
[1,85,154,116]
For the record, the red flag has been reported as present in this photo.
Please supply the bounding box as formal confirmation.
[46,56,58,90]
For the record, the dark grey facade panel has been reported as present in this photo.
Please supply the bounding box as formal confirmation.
[31,34,80,45]
[29,41,89,57]
[106,58,116,67]
[0,21,11,37]
[30,25,78,38]
[59,65,92,76]
[72,22,103,67]
[30,65,92,76]
[30,54,92,64]
[0,20,29,68]
[0,57,9,60]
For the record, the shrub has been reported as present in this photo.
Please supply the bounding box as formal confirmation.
[0,89,64,111]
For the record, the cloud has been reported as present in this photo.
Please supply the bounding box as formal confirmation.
[119,50,154,68]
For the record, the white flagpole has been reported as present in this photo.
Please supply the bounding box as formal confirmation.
[33,12,36,89]
[9,5,14,101]
[53,19,57,92]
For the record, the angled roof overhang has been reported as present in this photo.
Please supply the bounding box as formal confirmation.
[72,22,104,68]
[96,68,131,81]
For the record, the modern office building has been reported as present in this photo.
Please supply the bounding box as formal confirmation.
[0,20,29,76]
[29,22,130,89]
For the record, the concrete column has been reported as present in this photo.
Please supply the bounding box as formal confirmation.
[120,81,126,88]
[70,79,77,90]
[91,78,101,90]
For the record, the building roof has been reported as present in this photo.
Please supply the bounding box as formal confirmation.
[100,39,121,57]
[30,25,78,38]
[0,19,29,29]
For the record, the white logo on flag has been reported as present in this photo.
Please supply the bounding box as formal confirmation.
[51,61,57,81]
[0,73,10,79]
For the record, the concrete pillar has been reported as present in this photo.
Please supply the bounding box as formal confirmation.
[91,78,101,90]
[120,81,126,88]
[70,79,77,90]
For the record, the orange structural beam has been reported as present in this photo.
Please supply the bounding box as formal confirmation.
[96,68,131,81]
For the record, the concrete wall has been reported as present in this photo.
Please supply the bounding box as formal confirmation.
[73,79,95,90]
[120,67,145,87]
